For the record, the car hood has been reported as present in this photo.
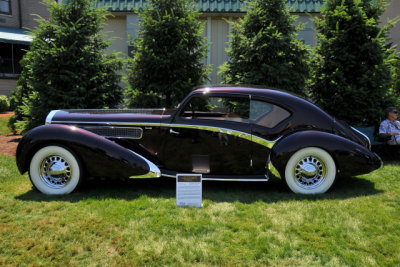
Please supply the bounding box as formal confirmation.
[46,109,176,125]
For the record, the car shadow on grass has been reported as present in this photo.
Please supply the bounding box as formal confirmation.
[15,174,383,204]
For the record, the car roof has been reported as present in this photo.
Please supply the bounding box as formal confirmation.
[192,86,304,103]
[190,86,332,119]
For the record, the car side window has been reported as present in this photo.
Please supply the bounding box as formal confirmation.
[250,100,290,128]
[180,96,250,123]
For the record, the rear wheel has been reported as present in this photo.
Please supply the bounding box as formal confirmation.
[284,147,336,194]
[29,145,83,195]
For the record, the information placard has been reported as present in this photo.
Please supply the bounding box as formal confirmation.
[176,174,202,208]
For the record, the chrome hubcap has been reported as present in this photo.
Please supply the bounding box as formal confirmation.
[39,155,72,189]
[293,156,326,189]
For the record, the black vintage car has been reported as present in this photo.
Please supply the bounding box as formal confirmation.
[16,86,382,195]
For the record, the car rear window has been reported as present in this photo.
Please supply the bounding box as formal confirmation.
[250,100,290,128]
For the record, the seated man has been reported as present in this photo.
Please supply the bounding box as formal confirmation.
[379,107,400,145]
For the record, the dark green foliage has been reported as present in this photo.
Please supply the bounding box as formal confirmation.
[393,57,400,98]
[309,0,399,126]
[126,0,209,108]
[219,0,310,96]
[9,0,122,132]
[0,95,9,112]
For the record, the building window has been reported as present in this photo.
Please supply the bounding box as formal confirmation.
[0,0,11,15]
[0,42,28,77]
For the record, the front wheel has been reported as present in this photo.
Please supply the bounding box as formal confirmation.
[29,145,83,195]
[284,147,336,194]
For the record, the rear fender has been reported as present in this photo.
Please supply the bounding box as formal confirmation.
[16,124,160,179]
[270,131,382,178]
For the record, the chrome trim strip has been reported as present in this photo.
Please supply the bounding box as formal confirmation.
[376,153,383,169]
[128,150,161,179]
[351,126,372,150]
[202,178,268,182]
[50,121,280,148]
[45,110,59,124]
[159,123,280,149]
[267,154,281,178]
[51,121,161,127]
[162,173,177,178]
[160,123,253,143]
[63,108,166,113]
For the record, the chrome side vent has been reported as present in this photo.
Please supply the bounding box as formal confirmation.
[82,126,143,139]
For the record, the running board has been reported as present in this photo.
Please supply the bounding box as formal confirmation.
[161,171,269,182]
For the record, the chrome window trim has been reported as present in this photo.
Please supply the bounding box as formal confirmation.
[50,121,280,149]
[45,110,60,124]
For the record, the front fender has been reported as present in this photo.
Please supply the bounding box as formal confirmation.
[270,130,382,178]
[16,124,160,179]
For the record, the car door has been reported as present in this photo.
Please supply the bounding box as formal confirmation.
[159,93,257,176]
[249,97,292,173]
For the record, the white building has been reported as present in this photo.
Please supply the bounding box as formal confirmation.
[1,0,399,96]
[0,0,52,96]
[97,0,322,84]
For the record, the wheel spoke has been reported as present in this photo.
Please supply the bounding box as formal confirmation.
[292,155,327,189]
[39,155,72,189]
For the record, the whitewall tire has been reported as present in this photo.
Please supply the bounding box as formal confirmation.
[284,147,336,194]
[29,146,83,195]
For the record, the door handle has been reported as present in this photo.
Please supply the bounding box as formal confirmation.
[169,129,180,135]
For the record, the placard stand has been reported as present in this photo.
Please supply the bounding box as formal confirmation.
[176,174,202,208]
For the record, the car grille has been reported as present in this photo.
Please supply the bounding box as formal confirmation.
[82,126,143,139]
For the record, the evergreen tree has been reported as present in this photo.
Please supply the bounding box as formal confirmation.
[309,0,399,126]
[9,0,122,132]
[219,0,310,96]
[392,57,400,98]
[126,0,209,108]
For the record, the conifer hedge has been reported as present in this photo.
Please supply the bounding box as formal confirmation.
[219,0,310,96]
[9,0,122,132]
[309,0,399,126]
[126,0,209,108]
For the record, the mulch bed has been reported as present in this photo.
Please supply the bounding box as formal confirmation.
[0,134,21,157]
[0,112,20,157]
[0,112,14,118]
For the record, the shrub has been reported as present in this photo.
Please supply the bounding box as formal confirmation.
[392,57,400,101]
[309,0,399,126]
[219,0,310,96]
[10,0,123,132]
[0,95,9,112]
[126,0,209,108]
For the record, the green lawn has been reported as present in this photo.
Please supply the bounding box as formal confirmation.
[0,153,399,266]
[0,116,11,135]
